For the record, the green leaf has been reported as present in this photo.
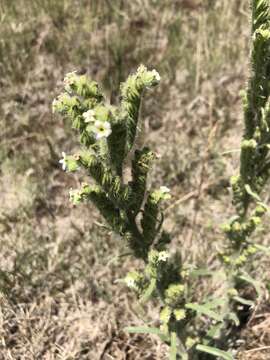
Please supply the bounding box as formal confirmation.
[203,298,227,310]
[257,201,270,212]
[185,303,223,322]
[124,326,169,342]
[139,278,156,304]
[238,272,262,296]
[254,243,270,254]
[232,296,254,307]
[205,323,224,341]
[170,332,177,360]
[189,269,214,277]
[244,184,261,201]
[196,344,234,360]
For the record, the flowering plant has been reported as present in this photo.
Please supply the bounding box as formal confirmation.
[53,65,225,359]
[53,2,270,356]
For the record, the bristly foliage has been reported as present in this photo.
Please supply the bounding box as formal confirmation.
[53,3,270,355]
[218,0,270,346]
[53,66,166,261]
[252,0,270,32]
[120,65,160,151]
[222,0,270,260]
[130,147,156,215]
[54,66,232,359]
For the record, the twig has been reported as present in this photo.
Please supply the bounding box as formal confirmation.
[99,334,115,360]
[245,346,270,353]
[164,190,196,214]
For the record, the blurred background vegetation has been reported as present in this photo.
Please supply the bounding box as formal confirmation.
[1,0,270,359]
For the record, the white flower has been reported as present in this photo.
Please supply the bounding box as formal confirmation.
[159,186,171,200]
[152,69,161,82]
[125,276,136,289]
[63,70,77,87]
[83,109,96,123]
[160,186,170,194]
[158,251,170,262]
[93,120,112,140]
[59,152,67,171]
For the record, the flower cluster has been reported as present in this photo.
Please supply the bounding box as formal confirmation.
[82,109,112,139]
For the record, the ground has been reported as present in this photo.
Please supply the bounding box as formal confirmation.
[0,0,270,359]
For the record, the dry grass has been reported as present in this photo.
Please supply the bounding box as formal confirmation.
[1,0,270,359]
